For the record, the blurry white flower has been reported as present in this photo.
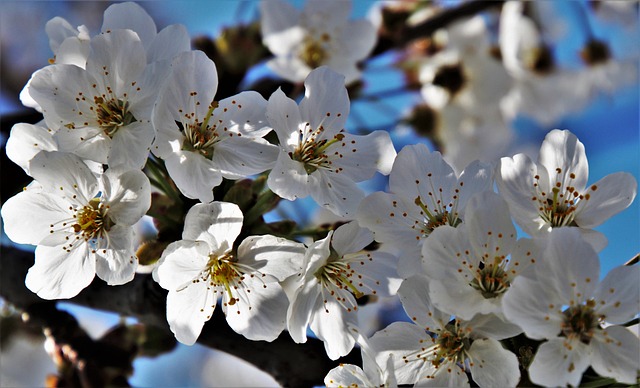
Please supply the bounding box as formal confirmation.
[357,143,493,276]
[1,152,150,299]
[286,222,401,360]
[152,50,278,203]
[153,202,305,345]
[260,0,376,84]
[503,228,640,387]
[266,66,395,217]
[422,191,537,320]
[497,129,637,251]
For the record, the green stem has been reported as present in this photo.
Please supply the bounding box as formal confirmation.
[244,189,278,225]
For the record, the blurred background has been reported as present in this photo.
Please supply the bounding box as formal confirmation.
[1,1,638,386]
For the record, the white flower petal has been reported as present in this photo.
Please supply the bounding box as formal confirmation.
[503,276,564,340]
[286,276,320,343]
[299,67,349,134]
[211,137,278,180]
[590,326,640,384]
[465,191,517,261]
[101,2,157,49]
[309,298,357,360]
[266,88,303,150]
[260,0,299,38]
[6,123,57,174]
[54,127,110,165]
[102,168,151,226]
[333,131,396,180]
[236,235,306,281]
[339,20,376,61]
[182,202,243,252]
[27,243,95,300]
[146,24,190,63]
[331,221,373,256]
[467,338,520,387]
[166,281,214,345]
[325,363,370,388]
[154,240,211,291]
[369,321,435,385]
[309,170,364,217]
[267,151,311,201]
[1,191,71,246]
[94,226,136,285]
[538,129,589,193]
[398,275,450,330]
[217,91,271,137]
[575,172,637,228]
[593,265,640,324]
[107,121,154,170]
[528,338,590,388]
[29,151,98,205]
[223,275,288,341]
[165,151,222,203]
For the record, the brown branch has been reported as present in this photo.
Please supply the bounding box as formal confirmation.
[0,246,360,387]
[398,1,505,45]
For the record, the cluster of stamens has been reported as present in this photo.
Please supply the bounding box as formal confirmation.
[469,259,510,299]
[49,197,113,254]
[533,169,594,228]
[95,97,136,137]
[182,252,267,318]
[299,33,331,68]
[314,248,378,313]
[290,124,344,174]
[412,177,464,237]
[402,321,471,372]
[561,301,600,345]
[180,102,221,159]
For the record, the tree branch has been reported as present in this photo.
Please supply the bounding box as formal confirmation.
[0,246,360,387]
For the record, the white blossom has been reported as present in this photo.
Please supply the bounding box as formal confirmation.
[357,143,493,276]
[260,0,376,84]
[497,129,637,251]
[286,221,401,360]
[266,66,396,217]
[153,202,306,345]
[503,228,640,387]
[152,50,278,203]
[367,274,521,387]
[422,191,538,320]
[1,152,150,299]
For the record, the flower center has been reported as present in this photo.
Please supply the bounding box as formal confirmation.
[94,97,136,137]
[299,33,330,68]
[533,170,594,228]
[203,253,242,305]
[432,64,466,96]
[72,197,112,241]
[561,301,599,344]
[433,322,470,366]
[580,39,610,66]
[524,45,554,74]
[180,102,220,160]
[469,260,510,299]
[315,251,364,299]
[290,132,344,174]
[414,195,463,236]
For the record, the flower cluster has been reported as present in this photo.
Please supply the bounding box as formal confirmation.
[2,1,638,387]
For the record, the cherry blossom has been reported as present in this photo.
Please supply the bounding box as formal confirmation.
[266,66,396,217]
[153,202,306,345]
[286,221,401,360]
[366,274,521,387]
[422,191,538,320]
[497,129,637,251]
[503,228,640,387]
[260,0,376,84]
[152,50,278,203]
[1,152,150,299]
[357,143,493,276]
